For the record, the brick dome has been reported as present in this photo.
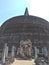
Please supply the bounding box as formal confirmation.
[0,15,49,34]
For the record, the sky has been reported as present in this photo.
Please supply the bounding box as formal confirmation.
[0,0,49,26]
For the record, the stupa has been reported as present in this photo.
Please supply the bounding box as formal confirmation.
[0,8,49,65]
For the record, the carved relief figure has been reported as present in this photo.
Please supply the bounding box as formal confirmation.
[20,39,32,59]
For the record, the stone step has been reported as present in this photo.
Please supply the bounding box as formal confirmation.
[11,58,35,65]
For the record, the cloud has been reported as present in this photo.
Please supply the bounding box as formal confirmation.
[28,0,49,21]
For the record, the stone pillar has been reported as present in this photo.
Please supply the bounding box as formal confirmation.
[42,47,48,58]
[2,43,8,64]
[5,46,8,58]
[11,46,15,60]
[34,47,39,59]
[17,48,20,56]
[47,43,49,62]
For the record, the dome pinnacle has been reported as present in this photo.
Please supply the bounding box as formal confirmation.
[24,8,29,16]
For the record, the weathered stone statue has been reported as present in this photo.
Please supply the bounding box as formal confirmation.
[20,39,32,59]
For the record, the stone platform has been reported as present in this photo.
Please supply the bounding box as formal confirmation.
[11,58,35,65]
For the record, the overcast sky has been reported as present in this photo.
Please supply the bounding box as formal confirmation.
[0,0,49,26]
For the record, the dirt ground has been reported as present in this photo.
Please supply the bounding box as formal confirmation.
[11,58,35,65]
